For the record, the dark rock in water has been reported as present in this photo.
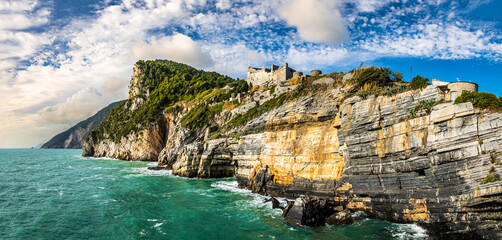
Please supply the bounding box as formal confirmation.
[264,197,282,209]
[326,209,353,225]
[271,197,281,209]
[283,197,334,227]
[147,166,167,170]
[282,201,294,218]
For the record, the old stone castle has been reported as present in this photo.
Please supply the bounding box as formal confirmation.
[246,62,323,87]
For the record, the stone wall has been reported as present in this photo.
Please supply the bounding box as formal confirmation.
[246,67,272,87]
[447,82,478,101]
[247,63,298,87]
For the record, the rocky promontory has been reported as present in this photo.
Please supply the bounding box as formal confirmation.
[83,60,502,239]
[42,101,121,149]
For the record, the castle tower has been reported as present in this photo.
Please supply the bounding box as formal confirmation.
[447,82,478,101]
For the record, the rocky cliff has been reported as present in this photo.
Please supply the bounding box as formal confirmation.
[83,61,501,239]
[42,101,121,149]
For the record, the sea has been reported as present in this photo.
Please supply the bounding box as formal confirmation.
[0,149,427,239]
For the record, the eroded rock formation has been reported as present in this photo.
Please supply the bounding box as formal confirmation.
[83,65,502,239]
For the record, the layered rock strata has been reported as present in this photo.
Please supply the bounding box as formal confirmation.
[84,82,502,238]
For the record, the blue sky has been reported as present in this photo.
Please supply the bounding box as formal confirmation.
[1,0,501,148]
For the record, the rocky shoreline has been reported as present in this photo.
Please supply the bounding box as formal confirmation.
[84,63,502,239]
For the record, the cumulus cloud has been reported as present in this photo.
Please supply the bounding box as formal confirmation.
[38,88,108,125]
[0,0,51,73]
[130,34,214,68]
[245,50,269,63]
[279,0,349,44]
[360,23,502,60]
[285,46,353,71]
[215,0,232,10]
[102,77,129,97]
[350,0,396,12]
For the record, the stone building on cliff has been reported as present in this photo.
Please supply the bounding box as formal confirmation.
[432,79,478,101]
[247,63,308,87]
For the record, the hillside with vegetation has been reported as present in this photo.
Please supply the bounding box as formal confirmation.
[87,60,244,143]
[41,101,121,149]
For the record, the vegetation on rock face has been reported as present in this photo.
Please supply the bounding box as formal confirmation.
[181,103,224,130]
[455,91,502,111]
[407,99,443,118]
[355,67,392,89]
[224,93,289,130]
[480,167,501,184]
[410,75,430,90]
[351,67,410,99]
[88,60,235,143]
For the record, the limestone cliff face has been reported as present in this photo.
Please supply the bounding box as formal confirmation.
[83,116,164,161]
[83,69,501,238]
[158,85,501,238]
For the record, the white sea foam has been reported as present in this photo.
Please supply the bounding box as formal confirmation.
[80,156,120,161]
[392,223,428,239]
[147,219,159,222]
[211,181,250,194]
[122,168,173,177]
[78,174,103,182]
[212,180,285,217]
[153,222,164,228]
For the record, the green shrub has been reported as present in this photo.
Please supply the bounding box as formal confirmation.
[269,85,276,95]
[224,93,288,130]
[181,103,223,130]
[480,167,501,184]
[392,71,403,82]
[455,91,502,110]
[410,75,430,90]
[407,99,437,118]
[356,67,391,88]
[229,79,249,93]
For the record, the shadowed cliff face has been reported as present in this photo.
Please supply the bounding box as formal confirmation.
[83,68,502,238]
[42,101,121,149]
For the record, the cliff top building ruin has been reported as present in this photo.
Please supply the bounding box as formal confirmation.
[432,79,478,101]
[247,63,306,87]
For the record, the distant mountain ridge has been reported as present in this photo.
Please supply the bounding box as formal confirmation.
[41,101,122,149]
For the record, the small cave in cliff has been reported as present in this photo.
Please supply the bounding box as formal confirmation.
[415,169,425,177]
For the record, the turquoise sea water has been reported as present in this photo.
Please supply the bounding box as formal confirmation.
[0,149,427,239]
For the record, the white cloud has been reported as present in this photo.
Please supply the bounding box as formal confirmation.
[360,23,502,60]
[350,0,396,12]
[0,0,51,73]
[285,46,352,71]
[0,0,38,12]
[215,0,232,10]
[38,88,108,125]
[245,50,268,63]
[130,34,214,68]
[279,0,349,44]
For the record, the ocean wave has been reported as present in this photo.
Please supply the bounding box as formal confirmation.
[122,167,173,177]
[211,181,250,194]
[391,223,428,239]
[212,180,284,217]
